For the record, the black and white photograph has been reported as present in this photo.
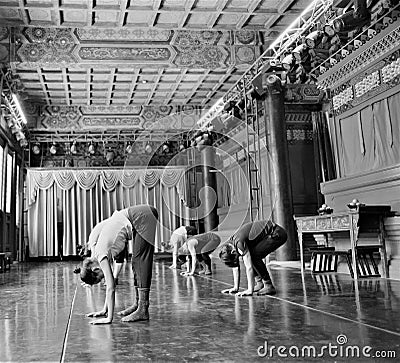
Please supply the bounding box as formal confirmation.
[0,0,399,361]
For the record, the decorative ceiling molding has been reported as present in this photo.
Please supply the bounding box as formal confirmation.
[14,27,261,69]
[0,0,305,29]
[33,104,204,131]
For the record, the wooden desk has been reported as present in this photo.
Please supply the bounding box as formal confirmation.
[294,205,392,279]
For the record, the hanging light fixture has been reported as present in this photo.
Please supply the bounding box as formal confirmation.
[88,141,95,154]
[32,143,41,155]
[70,140,77,154]
[179,141,186,151]
[50,142,57,155]
[126,142,133,154]
[162,142,170,154]
[105,147,114,163]
[145,141,153,154]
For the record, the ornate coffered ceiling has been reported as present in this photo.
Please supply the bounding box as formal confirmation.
[0,0,313,132]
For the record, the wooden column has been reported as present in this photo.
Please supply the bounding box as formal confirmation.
[200,145,219,232]
[263,74,297,261]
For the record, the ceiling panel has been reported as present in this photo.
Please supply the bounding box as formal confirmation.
[0,0,316,132]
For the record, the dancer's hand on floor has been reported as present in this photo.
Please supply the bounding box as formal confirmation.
[221,287,238,294]
[86,310,107,318]
[236,289,253,297]
[89,317,112,325]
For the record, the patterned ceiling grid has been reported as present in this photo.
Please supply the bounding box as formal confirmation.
[0,0,313,132]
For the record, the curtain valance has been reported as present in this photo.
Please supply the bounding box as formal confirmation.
[27,168,186,205]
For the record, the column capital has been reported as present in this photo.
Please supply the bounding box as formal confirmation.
[262,74,284,94]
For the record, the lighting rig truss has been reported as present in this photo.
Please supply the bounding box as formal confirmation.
[197,0,334,130]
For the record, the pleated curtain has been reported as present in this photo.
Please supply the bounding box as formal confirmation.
[26,168,189,258]
[338,91,400,177]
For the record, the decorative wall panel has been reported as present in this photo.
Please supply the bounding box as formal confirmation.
[331,49,400,116]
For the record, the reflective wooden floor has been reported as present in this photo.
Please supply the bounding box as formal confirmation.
[1,259,399,362]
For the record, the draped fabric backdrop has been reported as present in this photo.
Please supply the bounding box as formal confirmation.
[338,91,400,177]
[26,168,189,258]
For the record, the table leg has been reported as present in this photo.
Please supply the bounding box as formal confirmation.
[298,230,304,274]
[349,214,359,280]
[379,217,389,278]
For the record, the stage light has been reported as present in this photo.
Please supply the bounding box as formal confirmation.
[332,0,370,33]
[196,139,207,152]
[10,124,21,134]
[292,44,308,62]
[281,54,295,70]
[323,23,336,37]
[15,131,25,141]
[223,101,235,113]
[20,139,28,148]
[50,143,57,155]
[305,30,323,48]
[203,132,211,142]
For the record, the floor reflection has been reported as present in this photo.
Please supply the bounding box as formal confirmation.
[1,260,400,361]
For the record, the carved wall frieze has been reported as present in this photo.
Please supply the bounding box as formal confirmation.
[332,49,400,116]
[284,84,325,104]
[318,23,400,90]
[286,124,313,145]
[285,112,312,123]
[0,27,9,41]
